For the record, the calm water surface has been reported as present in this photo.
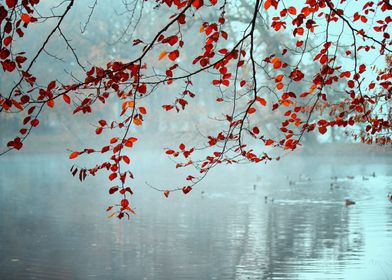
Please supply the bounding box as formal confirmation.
[0,153,391,279]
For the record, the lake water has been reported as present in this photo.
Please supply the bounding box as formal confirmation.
[0,153,391,279]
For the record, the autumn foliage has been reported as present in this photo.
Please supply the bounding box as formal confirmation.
[0,0,391,219]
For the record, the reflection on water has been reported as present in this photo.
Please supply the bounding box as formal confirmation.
[0,154,391,279]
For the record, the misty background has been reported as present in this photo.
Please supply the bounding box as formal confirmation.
[0,1,391,279]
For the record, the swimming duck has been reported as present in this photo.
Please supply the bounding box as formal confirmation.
[345,199,356,206]
[299,174,311,181]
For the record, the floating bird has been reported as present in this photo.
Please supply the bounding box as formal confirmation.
[362,176,369,181]
[345,199,356,206]
[289,180,296,186]
[372,172,376,178]
[330,182,340,189]
[299,174,311,181]
[264,196,274,203]
[330,176,338,181]
[253,184,257,191]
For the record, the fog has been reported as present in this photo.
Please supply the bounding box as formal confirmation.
[1,1,392,279]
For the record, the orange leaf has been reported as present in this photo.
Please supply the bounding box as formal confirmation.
[125,206,136,215]
[133,118,142,126]
[248,107,256,114]
[275,74,284,82]
[280,99,293,106]
[107,212,117,218]
[121,100,134,110]
[158,51,167,60]
[256,96,267,106]
[63,94,71,104]
[21,13,31,24]
[47,99,55,108]
[309,84,317,93]
[69,151,79,159]
[264,0,271,10]
[265,139,274,146]
[271,57,280,64]
[288,7,297,15]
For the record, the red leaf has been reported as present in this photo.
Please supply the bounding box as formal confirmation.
[123,155,130,164]
[99,119,107,126]
[139,106,147,114]
[30,119,39,127]
[359,64,366,73]
[109,173,117,181]
[164,191,170,198]
[138,84,147,94]
[11,99,23,110]
[3,36,12,47]
[15,55,27,64]
[47,80,56,91]
[6,0,17,8]
[168,50,179,61]
[101,146,110,153]
[95,127,103,135]
[348,80,355,88]
[121,199,129,208]
[192,0,203,9]
[318,126,327,135]
[182,186,192,194]
[109,186,119,194]
[2,60,15,72]
[162,105,174,111]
